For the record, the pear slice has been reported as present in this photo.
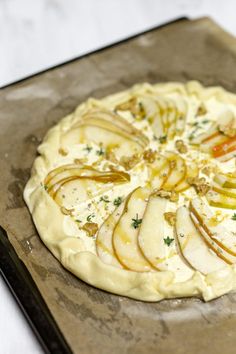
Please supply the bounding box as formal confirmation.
[80,109,149,148]
[176,206,227,274]
[190,197,236,256]
[211,181,236,199]
[148,154,170,190]
[175,97,188,136]
[206,190,236,209]
[174,162,198,192]
[190,213,236,264]
[96,201,127,269]
[138,195,193,281]
[214,173,236,188]
[162,152,186,191]
[166,98,177,140]
[112,187,153,272]
[139,96,165,138]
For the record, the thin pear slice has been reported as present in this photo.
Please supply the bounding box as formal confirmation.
[138,195,193,281]
[112,187,153,272]
[166,98,177,140]
[96,201,127,269]
[45,163,90,185]
[190,197,236,256]
[214,173,236,188]
[176,206,227,274]
[206,190,236,209]
[190,213,236,264]
[162,152,186,191]
[61,118,148,160]
[148,154,170,190]
[174,162,198,192]
[80,109,148,147]
[139,96,165,138]
[175,97,188,136]
[212,181,236,199]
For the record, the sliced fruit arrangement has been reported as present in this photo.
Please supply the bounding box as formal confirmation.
[190,197,236,263]
[190,112,236,161]
[44,163,130,209]
[214,172,236,188]
[176,206,227,274]
[138,194,193,281]
[206,173,236,209]
[115,93,188,140]
[161,152,186,191]
[61,108,149,163]
[112,187,154,272]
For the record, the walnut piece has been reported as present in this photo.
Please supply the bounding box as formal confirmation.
[175,139,188,154]
[143,149,157,163]
[164,212,176,226]
[154,189,179,202]
[82,222,98,237]
[196,103,207,116]
[58,147,68,156]
[187,176,210,196]
[201,166,212,176]
[119,154,140,170]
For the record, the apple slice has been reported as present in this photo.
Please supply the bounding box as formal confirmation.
[176,206,227,274]
[211,181,236,199]
[214,173,236,188]
[206,190,236,209]
[162,152,186,191]
[112,187,153,272]
[190,197,236,256]
[96,201,127,269]
[138,195,193,281]
[174,162,198,192]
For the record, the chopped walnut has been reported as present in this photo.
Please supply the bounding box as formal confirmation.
[58,147,68,156]
[143,149,157,163]
[105,150,119,164]
[170,191,179,202]
[119,154,140,170]
[169,160,177,169]
[154,189,179,202]
[175,139,188,154]
[164,212,176,226]
[74,158,87,165]
[196,103,207,116]
[60,207,74,216]
[81,222,98,237]
[201,166,212,176]
[187,176,210,196]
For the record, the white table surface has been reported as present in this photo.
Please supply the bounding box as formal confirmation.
[1,0,236,353]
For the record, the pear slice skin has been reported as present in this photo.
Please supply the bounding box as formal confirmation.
[112,187,154,272]
[176,206,227,274]
[206,190,236,209]
[96,201,127,269]
[190,197,236,258]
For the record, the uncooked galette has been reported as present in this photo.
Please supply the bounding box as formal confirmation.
[24,81,236,302]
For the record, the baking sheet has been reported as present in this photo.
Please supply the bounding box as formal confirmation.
[1,17,236,354]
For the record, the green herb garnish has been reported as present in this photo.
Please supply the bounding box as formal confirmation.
[113,197,122,206]
[44,185,48,191]
[84,145,92,153]
[159,135,167,144]
[100,195,110,203]
[232,213,236,221]
[131,214,142,229]
[87,214,95,222]
[202,119,210,124]
[164,236,174,246]
[75,219,82,223]
[96,147,105,156]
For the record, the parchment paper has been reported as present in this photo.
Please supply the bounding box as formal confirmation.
[1,18,236,354]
